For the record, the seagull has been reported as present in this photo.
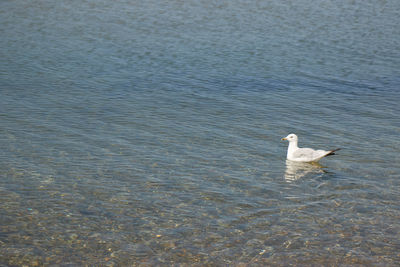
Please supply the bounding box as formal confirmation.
[282,133,340,162]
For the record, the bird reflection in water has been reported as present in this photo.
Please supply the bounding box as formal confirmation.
[284,160,326,182]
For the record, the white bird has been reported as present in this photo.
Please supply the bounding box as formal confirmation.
[282,133,340,162]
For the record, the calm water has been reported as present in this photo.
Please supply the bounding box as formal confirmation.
[1,0,400,265]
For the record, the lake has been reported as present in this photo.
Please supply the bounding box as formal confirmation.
[1,0,400,265]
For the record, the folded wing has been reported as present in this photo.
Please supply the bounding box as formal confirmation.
[292,148,334,162]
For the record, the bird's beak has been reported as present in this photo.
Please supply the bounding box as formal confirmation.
[281,137,287,141]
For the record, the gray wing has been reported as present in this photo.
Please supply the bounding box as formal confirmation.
[293,148,330,161]
[292,148,315,158]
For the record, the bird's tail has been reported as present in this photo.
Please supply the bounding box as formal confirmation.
[326,148,341,156]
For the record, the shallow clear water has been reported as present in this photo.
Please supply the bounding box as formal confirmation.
[1,0,400,265]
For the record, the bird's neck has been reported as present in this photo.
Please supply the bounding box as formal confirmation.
[287,141,299,157]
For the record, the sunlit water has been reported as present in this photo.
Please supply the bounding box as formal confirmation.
[1,0,400,265]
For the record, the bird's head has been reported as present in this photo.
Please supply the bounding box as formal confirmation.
[281,133,298,142]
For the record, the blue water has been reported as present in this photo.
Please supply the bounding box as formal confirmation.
[1,0,400,265]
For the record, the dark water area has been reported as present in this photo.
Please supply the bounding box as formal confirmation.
[1,0,400,265]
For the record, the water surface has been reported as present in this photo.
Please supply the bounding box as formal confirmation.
[1,0,400,265]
